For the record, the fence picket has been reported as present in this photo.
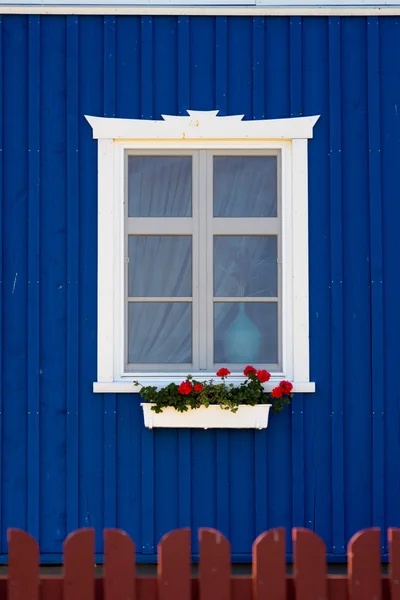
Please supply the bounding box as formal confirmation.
[5,525,398,600]
[348,528,381,600]
[252,528,286,600]
[8,529,39,600]
[64,528,95,600]
[199,528,230,600]
[389,528,400,599]
[293,528,327,600]
[104,529,136,600]
[158,528,191,600]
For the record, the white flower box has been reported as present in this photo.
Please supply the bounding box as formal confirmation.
[141,403,271,430]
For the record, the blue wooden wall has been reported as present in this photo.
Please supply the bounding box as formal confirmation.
[0,13,399,563]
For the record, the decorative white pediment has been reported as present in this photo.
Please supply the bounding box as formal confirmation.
[85,110,319,141]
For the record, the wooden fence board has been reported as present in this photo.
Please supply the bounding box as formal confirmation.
[348,528,381,600]
[104,529,136,600]
[252,528,286,600]
[64,528,95,600]
[158,528,191,600]
[199,529,230,600]
[293,528,327,600]
[3,526,397,600]
[389,528,400,599]
[8,529,39,600]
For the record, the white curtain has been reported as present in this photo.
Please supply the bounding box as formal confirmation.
[213,156,277,217]
[128,156,192,364]
[127,155,278,366]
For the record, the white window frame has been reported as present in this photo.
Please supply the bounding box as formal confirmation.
[86,110,318,393]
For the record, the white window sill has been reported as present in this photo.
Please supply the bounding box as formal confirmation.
[93,379,316,394]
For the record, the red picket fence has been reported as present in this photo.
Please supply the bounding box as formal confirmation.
[4,526,400,600]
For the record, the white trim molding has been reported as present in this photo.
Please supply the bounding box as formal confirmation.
[86,111,319,141]
[85,110,319,394]
[2,5,400,15]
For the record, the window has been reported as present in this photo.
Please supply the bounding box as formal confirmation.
[86,110,318,393]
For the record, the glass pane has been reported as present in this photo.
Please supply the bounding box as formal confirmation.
[213,156,277,217]
[214,236,277,297]
[128,156,192,217]
[128,302,192,364]
[128,236,192,297]
[214,302,278,364]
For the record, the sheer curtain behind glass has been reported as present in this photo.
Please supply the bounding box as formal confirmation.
[127,156,192,366]
[213,156,279,365]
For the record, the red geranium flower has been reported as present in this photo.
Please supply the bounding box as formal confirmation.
[280,380,293,395]
[271,386,283,399]
[244,365,257,377]
[194,383,203,393]
[178,381,193,395]
[216,368,231,378]
[257,369,271,383]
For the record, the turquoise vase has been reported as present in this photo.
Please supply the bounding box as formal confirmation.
[224,303,261,363]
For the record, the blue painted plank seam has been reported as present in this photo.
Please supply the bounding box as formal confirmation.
[177,16,190,115]
[0,15,3,555]
[367,16,385,550]
[214,16,230,540]
[177,15,192,532]
[215,16,228,115]
[328,16,345,554]
[289,16,305,529]
[66,15,80,534]
[27,15,41,543]
[252,15,268,536]
[103,15,117,529]
[140,14,155,554]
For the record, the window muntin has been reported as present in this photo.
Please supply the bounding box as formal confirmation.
[125,149,281,373]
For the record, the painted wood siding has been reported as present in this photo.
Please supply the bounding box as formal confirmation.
[0,14,398,562]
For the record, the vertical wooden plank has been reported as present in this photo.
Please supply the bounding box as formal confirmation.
[252,16,265,119]
[178,431,191,529]
[140,15,155,556]
[289,17,305,530]
[64,529,95,600]
[177,16,189,115]
[252,17,267,537]
[0,15,3,555]
[66,14,79,535]
[301,16,332,549]
[216,430,229,539]
[104,529,136,600]
[328,16,345,556]
[158,529,191,600]
[252,528,286,600]
[27,15,41,543]
[389,528,400,600]
[214,17,230,543]
[367,17,385,553]
[293,528,327,600]
[141,16,153,119]
[8,529,39,600]
[141,426,155,555]
[103,15,117,530]
[215,16,227,115]
[199,529,230,600]
[177,15,191,534]
[2,15,29,542]
[348,529,381,600]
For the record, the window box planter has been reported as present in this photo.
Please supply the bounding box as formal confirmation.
[141,403,271,430]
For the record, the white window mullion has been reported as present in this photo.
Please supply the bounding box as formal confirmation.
[211,218,279,235]
[126,217,193,235]
[192,151,200,371]
[198,150,208,369]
